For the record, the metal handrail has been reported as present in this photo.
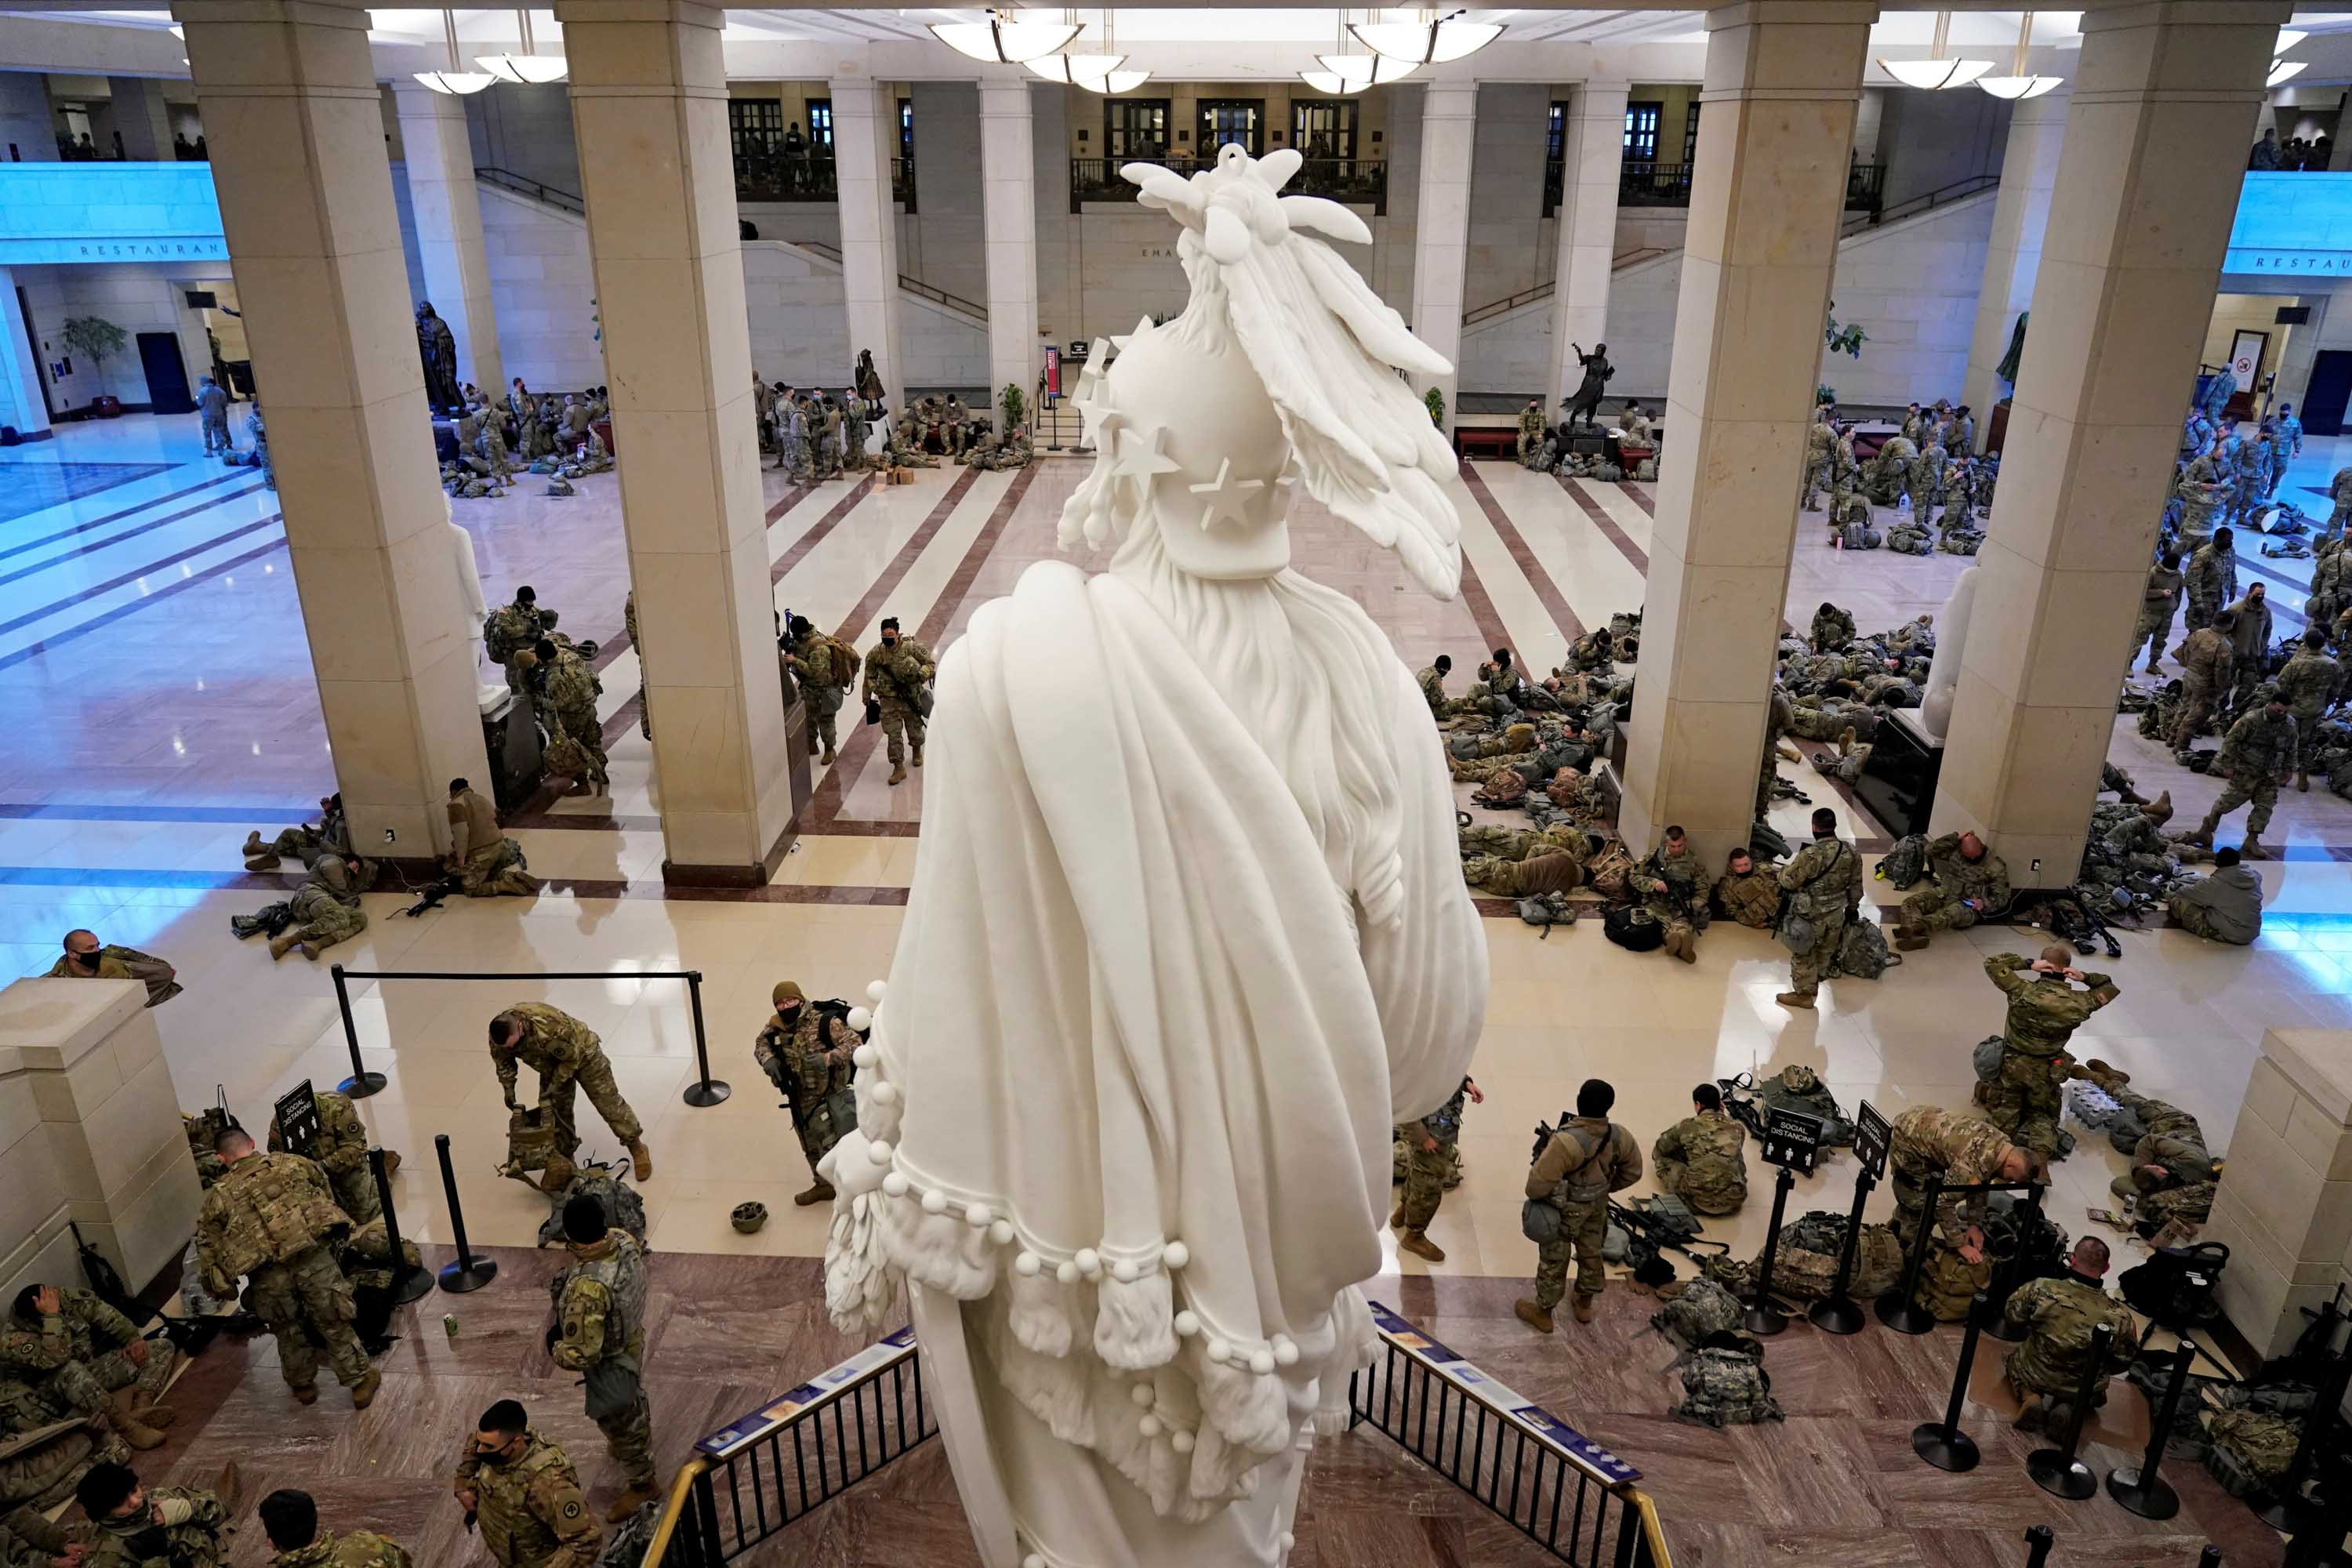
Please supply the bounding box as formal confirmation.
[637,1457,715,1568]
[1069,154,1386,214]
[1843,172,1998,236]
[769,238,987,321]
[1460,246,1669,328]
[475,165,583,215]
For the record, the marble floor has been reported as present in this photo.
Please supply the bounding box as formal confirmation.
[5,412,2326,1563]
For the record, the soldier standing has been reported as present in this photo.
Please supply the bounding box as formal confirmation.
[550,1197,659,1521]
[2190,688,2298,858]
[72,1462,231,1568]
[1416,654,1451,720]
[2278,629,2339,789]
[194,1129,378,1408]
[2220,584,2274,724]
[0,1286,175,1450]
[841,390,869,473]
[622,591,650,740]
[1516,1079,1641,1331]
[488,1007,653,1179]
[484,587,552,693]
[782,615,858,766]
[1651,1083,1748,1215]
[2183,528,2237,633]
[259,1489,411,1568]
[1980,946,2119,1160]
[452,1402,602,1568]
[1516,400,1547,466]
[536,638,608,795]
[1774,808,1861,1011]
[2169,611,2235,759]
[267,1088,384,1223]
[862,617,936,787]
[197,375,232,456]
[2134,551,2183,675]
[1894,829,2010,950]
[754,983,861,1206]
[2001,1237,2139,1434]
[2307,537,2352,633]
[1392,1076,1481,1264]
[1800,408,1834,510]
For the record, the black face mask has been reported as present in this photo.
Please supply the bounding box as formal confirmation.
[779,1005,802,1025]
[74,948,102,967]
[881,637,897,648]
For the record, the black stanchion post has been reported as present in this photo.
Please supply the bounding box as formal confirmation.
[1809,1161,1875,1335]
[2027,1322,2111,1501]
[1980,1182,2044,1344]
[1913,1290,1987,1473]
[434,1133,498,1293]
[2020,1526,2054,1568]
[679,969,730,1109]
[1744,1164,1798,1336]
[2106,1334,2195,1519]
[370,1147,433,1307]
[2196,1551,2220,1568]
[330,964,386,1098]
[1877,1177,1941,1335]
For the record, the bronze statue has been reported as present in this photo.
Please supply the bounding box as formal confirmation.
[416,301,463,415]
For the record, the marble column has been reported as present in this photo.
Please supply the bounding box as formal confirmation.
[2204,1030,2352,1357]
[0,72,58,162]
[175,0,489,855]
[0,266,50,441]
[831,75,905,403]
[978,81,1037,422]
[557,0,794,884]
[1547,82,1628,409]
[394,82,504,399]
[1617,0,1876,866]
[107,76,173,161]
[1960,88,2069,444]
[1409,81,1475,433]
[1929,2,2288,884]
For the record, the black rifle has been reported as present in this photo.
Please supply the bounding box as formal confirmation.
[1716,1073,1768,1142]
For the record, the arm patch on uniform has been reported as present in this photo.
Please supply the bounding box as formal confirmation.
[563,1501,582,1519]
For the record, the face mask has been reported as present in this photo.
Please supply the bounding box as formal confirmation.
[74,948,101,966]
[882,637,897,648]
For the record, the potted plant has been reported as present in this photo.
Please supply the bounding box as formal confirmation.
[63,316,129,417]
[1001,381,1026,433]
[1425,386,1446,429]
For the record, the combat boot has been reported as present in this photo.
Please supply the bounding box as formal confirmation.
[626,1138,654,1180]
[1670,930,1695,964]
[114,1414,169,1450]
[794,1180,836,1207]
[1397,1230,1446,1264]
[350,1367,381,1409]
[2299,770,2311,792]
[2185,812,2219,847]
[297,942,325,962]
[888,763,908,786]
[1895,924,1929,953]
[605,1483,662,1522]
[1513,1299,1555,1335]
[2242,833,2267,860]
[820,745,837,765]
[2085,1058,2129,1083]
[1570,1295,1597,1324]
[267,931,302,961]
[1774,991,1815,1010]
[912,743,924,768]
[291,1385,318,1406]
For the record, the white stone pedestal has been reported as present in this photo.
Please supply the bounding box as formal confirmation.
[0,978,201,1304]
[2204,1029,2352,1359]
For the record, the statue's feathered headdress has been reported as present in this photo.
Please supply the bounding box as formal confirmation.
[1071,144,1464,599]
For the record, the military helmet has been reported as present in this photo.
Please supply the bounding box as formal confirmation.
[731,1201,768,1234]
[1779,1065,1820,1094]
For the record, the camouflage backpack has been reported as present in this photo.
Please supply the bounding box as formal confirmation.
[1671,1335,1783,1428]
[1515,893,1577,935]
[1584,843,1640,902]
[534,1161,651,1248]
[1768,1211,1904,1302]
[502,1105,562,1181]
[1827,918,1897,980]
[2203,1408,2298,1498]
[1876,834,1929,888]
[1473,770,1530,808]
[1700,1251,1758,1298]
[1649,1277,1742,1351]
[1972,1033,2006,1084]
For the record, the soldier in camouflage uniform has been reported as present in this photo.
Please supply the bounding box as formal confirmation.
[2190,689,2297,858]
[45,932,180,1008]
[267,1089,383,1224]
[71,1462,230,1568]
[1415,655,1451,719]
[862,618,935,786]
[1775,809,1861,1010]
[754,982,861,1206]
[1711,848,1780,930]
[1800,408,1835,510]
[453,1402,603,1568]
[840,391,869,474]
[550,1196,659,1521]
[1868,432,1919,510]
[1889,1104,2032,1318]
[2074,1062,2220,1233]
[783,615,859,765]
[942,394,971,459]
[489,1006,652,1179]
[1894,829,2010,949]
[1516,400,1548,466]
[2275,630,2339,789]
[2307,537,2352,635]
[2134,552,2183,675]
[778,393,811,481]
[534,639,607,795]
[260,1488,411,1568]
[445,779,536,898]
[484,587,553,693]
[2170,612,2234,758]
[1639,828,1705,964]
[2325,465,2352,545]
[1392,1076,1479,1265]
[0,1500,74,1566]
[2001,1236,2140,1432]
[1981,946,2119,1159]
[1652,1083,1748,1215]
[2183,529,2236,633]
[0,1287,174,1450]
[622,592,649,740]
[194,1128,378,1409]
[245,854,368,963]
[1517,1079,1642,1331]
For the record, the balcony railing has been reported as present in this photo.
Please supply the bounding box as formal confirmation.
[1071,154,1386,214]
[1544,158,1886,216]
[728,133,916,209]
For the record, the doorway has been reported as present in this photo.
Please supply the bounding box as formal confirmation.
[2304,349,2352,437]
[13,286,54,421]
[136,331,193,414]
[1197,100,1263,156]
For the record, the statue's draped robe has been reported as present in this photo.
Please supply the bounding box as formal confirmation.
[827,559,1484,1566]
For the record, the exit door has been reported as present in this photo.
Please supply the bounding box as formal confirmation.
[136,332,194,415]
[2305,350,2352,437]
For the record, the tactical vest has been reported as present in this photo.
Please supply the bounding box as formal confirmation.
[569,1235,648,1363]
[205,1153,345,1278]
[1547,1121,1621,1209]
[477,1438,580,1565]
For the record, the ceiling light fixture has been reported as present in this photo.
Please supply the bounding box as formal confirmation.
[1032,10,1145,95]
[2270,58,2310,86]
[415,9,494,94]
[1349,6,1501,66]
[1878,11,1994,90]
[2277,29,2310,53]
[1302,11,1417,94]
[931,6,1083,64]
[1977,10,2062,99]
[477,7,566,84]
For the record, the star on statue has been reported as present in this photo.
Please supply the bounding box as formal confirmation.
[1076,379,1120,452]
[1187,456,1266,535]
[1108,420,1182,490]
[1073,348,1112,407]
[1104,314,1156,358]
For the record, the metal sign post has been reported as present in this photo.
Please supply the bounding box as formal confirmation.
[1810,1101,1890,1335]
[1743,1106,1824,1337]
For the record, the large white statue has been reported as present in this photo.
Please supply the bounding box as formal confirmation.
[444,501,503,714]
[820,144,1487,1568]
